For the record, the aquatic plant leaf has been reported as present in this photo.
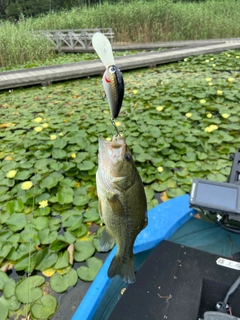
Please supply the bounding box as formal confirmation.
[0,295,21,311]
[0,270,9,290]
[3,278,16,299]
[0,299,8,320]
[0,243,12,258]
[15,275,44,303]
[77,257,103,282]
[54,251,69,270]
[50,268,78,293]
[31,294,57,319]
[74,241,95,262]
[5,213,26,232]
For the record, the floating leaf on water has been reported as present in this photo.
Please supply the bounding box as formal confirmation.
[31,294,57,319]
[72,223,88,238]
[5,213,26,232]
[77,160,95,171]
[3,278,16,299]
[0,270,9,290]
[83,209,100,222]
[50,268,78,293]
[38,228,58,244]
[54,251,69,270]
[15,275,45,304]
[0,295,21,311]
[74,241,95,262]
[42,268,56,277]
[77,257,103,282]
[0,299,8,320]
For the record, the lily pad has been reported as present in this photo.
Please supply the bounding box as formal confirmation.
[50,268,78,293]
[15,275,45,304]
[77,257,103,282]
[0,299,8,320]
[74,241,96,262]
[0,270,9,290]
[31,294,57,319]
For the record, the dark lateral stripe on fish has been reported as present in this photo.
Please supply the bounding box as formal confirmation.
[112,67,124,119]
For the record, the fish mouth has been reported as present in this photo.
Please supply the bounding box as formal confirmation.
[98,136,126,149]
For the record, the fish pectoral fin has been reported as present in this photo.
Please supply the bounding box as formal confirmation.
[98,199,104,221]
[108,194,124,215]
[99,228,115,252]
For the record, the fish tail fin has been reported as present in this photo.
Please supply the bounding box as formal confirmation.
[108,255,136,284]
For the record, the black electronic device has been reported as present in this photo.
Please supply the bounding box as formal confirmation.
[189,179,240,215]
[189,147,240,232]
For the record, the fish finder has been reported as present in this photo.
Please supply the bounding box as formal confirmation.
[190,179,240,215]
[189,147,240,232]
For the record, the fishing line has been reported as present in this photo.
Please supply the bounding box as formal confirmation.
[26,174,36,319]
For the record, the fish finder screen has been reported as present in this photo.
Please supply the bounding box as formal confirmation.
[195,182,238,210]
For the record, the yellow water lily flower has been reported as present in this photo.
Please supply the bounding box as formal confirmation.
[34,126,43,133]
[206,113,212,118]
[133,89,138,94]
[184,58,188,62]
[21,181,33,190]
[228,78,234,83]
[42,123,49,128]
[34,117,42,123]
[157,166,163,173]
[217,90,223,95]
[156,106,164,111]
[205,60,209,63]
[6,170,17,178]
[71,153,76,159]
[212,64,216,67]
[222,113,230,119]
[39,200,48,208]
[204,125,218,133]
[185,113,192,118]
[199,99,206,105]
[210,58,214,61]
[50,134,57,140]
[205,78,212,82]
[115,121,121,127]
[59,132,64,136]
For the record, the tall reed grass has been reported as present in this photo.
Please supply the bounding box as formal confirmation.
[0,20,55,68]
[0,0,239,68]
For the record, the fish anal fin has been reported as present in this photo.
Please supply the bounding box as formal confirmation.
[108,255,136,284]
[99,228,115,252]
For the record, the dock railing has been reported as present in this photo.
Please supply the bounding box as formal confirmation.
[37,28,114,51]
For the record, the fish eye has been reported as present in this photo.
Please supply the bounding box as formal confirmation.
[109,66,116,73]
[124,153,131,161]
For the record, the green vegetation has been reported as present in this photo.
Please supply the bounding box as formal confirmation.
[0,0,240,68]
[0,50,240,318]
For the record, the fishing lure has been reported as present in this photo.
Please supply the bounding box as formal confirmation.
[92,32,124,121]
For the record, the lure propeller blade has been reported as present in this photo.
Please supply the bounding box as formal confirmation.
[92,32,115,67]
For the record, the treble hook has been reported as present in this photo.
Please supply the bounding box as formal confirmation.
[111,119,121,136]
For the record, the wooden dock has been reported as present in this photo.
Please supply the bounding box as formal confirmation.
[0,39,240,91]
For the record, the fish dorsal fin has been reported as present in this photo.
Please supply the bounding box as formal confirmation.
[92,32,115,68]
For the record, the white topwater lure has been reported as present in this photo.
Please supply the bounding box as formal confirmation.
[92,32,124,127]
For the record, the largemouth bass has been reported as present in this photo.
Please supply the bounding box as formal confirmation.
[96,136,148,284]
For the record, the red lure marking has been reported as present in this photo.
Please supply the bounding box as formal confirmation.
[104,74,111,83]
